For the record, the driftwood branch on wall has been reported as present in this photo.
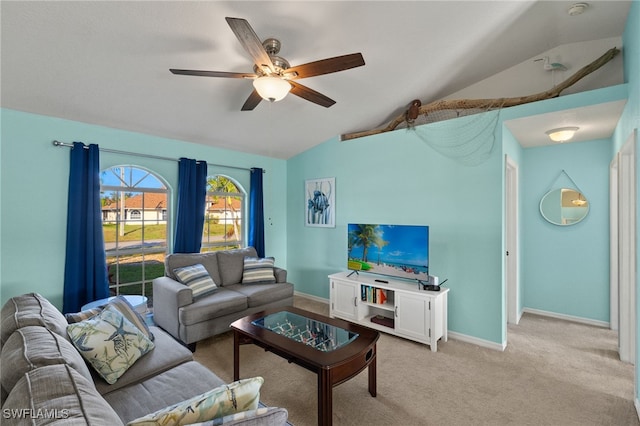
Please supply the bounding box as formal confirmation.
[340,47,620,142]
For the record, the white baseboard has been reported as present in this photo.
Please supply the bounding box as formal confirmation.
[448,331,507,351]
[294,291,329,305]
[522,308,610,328]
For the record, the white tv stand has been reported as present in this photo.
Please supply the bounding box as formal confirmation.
[328,271,448,351]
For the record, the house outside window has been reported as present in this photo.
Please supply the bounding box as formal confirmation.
[101,166,169,303]
[202,175,245,252]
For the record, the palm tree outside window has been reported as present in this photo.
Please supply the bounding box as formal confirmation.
[202,175,245,252]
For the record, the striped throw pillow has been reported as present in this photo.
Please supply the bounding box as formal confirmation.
[65,307,104,324]
[242,257,276,284]
[173,264,218,299]
[105,296,154,341]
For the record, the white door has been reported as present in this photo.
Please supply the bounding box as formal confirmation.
[505,156,520,326]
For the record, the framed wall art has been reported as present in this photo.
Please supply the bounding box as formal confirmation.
[305,177,335,227]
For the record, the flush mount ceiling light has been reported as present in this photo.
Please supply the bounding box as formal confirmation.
[252,76,292,102]
[572,194,587,206]
[568,3,589,16]
[545,127,579,143]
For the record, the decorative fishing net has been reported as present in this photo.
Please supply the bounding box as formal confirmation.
[402,106,503,166]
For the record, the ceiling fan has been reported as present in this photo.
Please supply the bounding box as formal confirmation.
[170,17,365,111]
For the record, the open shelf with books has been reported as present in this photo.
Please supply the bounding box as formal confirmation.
[360,285,394,310]
[329,271,449,351]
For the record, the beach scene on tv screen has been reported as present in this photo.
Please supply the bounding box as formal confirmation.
[348,224,429,281]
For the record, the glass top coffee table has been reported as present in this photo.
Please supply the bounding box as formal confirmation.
[231,307,380,426]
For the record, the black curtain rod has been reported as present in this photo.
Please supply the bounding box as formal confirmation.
[52,140,265,173]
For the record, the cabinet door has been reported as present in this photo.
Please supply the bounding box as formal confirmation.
[395,292,430,342]
[330,280,359,320]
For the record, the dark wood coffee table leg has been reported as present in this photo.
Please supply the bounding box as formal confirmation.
[368,345,377,397]
[318,369,332,426]
[233,330,240,381]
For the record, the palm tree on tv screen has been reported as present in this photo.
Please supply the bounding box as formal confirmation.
[349,224,387,263]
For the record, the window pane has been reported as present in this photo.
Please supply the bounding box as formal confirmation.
[101,166,168,305]
[203,174,245,253]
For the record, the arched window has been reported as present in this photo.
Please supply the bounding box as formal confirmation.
[202,175,245,252]
[101,166,169,301]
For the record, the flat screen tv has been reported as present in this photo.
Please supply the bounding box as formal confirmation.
[347,223,429,282]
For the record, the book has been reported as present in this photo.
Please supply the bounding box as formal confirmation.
[378,289,387,304]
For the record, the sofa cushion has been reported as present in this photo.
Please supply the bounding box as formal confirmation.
[94,326,194,396]
[179,288,248,326]
[103,361,226,424]
[1,326,93,396]
[67,307,155,384]
[217,247,258,286]
[2,364,123,426]
[242,257,276,284]
[225,283,294,309]
[165,252,222,287]
[190,406,289,426]
[128,376,264,426]
[1,293,70,345]
[174,263,219,299]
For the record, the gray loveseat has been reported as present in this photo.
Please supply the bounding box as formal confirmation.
[0,293,289,425]
[153,247,294,346]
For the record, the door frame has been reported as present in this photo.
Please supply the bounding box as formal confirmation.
[616,129,637,364]
[610,154,619,331]
[505,155,520,326]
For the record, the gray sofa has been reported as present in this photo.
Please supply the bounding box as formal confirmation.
[0,293,289,425]
[153,247,294,346]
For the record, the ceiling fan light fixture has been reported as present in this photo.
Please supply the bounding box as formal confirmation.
[252,76,291,102]
[545,126,579,143]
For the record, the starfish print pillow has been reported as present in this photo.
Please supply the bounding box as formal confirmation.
[67,305,155,384]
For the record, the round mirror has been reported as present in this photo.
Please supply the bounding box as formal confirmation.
[540,188,589,226]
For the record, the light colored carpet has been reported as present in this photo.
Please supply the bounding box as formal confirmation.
[194,296,639,425]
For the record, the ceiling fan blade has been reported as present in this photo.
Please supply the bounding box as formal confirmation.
[285,53,365,80]
[170,69,257,79]
[225,17,274,73]
[289,81,336,108]
[241,90,263,111]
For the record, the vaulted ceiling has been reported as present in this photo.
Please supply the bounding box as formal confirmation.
[1,1,632,158]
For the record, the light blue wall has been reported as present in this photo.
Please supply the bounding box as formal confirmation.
[0,109,288,309]
[287,122,505,344]
[522,139,611,321]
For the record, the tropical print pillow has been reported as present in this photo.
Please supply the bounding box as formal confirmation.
[67,307,154,384]
[187,406,288,426]
[127,377,264,425]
